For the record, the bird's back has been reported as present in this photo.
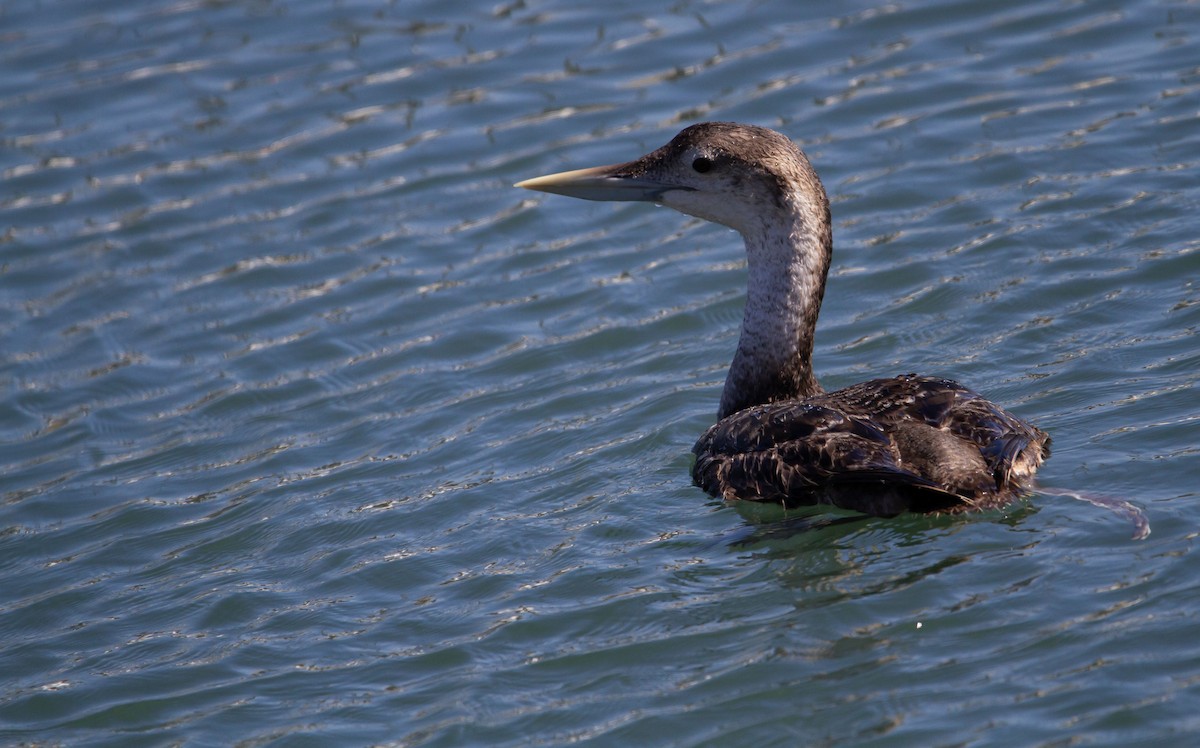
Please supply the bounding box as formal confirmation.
[692,374,1050,516]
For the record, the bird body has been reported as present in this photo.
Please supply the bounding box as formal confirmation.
[517,122,1049,517]
[693,374,1046,516]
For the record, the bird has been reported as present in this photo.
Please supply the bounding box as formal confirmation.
[516,121,1050,518]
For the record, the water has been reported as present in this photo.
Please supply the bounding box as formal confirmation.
[2,0,1197,744]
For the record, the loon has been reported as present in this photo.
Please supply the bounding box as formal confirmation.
[515,122,1051,518]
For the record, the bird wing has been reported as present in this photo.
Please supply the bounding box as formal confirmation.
[692,401,957,512]
[692,376,1049,514]
[815,375,1049,489]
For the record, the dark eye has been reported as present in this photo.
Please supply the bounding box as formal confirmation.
[692,156,713,174]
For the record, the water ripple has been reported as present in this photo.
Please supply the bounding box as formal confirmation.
[2,0,1198,744]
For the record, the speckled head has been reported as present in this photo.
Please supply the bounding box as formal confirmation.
[517,122,829,240]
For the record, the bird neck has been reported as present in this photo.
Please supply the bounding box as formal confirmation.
[718,196,831,419]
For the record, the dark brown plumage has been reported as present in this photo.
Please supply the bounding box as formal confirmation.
[692,375,1049,516]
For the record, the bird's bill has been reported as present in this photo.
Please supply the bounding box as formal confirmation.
[515,162,677,203]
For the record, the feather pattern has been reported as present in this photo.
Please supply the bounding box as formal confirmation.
[693,374,1049,516]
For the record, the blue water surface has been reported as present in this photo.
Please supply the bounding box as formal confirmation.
[2,0,1198,745]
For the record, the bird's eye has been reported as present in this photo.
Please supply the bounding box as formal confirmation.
[692,157,713,174]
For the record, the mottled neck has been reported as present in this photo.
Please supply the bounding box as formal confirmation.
[718,195,831,419]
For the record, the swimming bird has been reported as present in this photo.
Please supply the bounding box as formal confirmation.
[516,122,1050,518]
